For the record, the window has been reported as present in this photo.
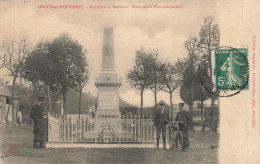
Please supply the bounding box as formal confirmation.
[6,97,11,105]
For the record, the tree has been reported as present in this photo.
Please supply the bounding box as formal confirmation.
[75,53,89,119]
[23,41,50,103]
[194,63,211,131]
[45,33,88,115]
[146,50,165,109]
[178,36,199,118]
[198,16,220,130]
[126,48,154,116]
[0,37,29,125]
[179,63,195,117]
[23,34,89,115]
[161,62,182,121]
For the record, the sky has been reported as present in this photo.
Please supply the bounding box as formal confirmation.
[0,0,257,107]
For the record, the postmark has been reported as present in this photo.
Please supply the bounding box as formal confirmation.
[199,46,249,97]
[8,144,18,155]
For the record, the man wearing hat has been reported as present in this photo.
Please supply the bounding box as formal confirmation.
[175,103,192,151]
[154,101,170,149]
[30,96,44,148]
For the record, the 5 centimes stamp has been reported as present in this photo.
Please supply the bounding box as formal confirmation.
[214,48,249,91]
[199,46,249,97]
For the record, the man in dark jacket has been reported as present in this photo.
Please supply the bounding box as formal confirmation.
[30,96,44,148]
[37,112,48,148]
[175,103,192,151]
[154,101,170,149]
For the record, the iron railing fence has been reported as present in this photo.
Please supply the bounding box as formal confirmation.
[48,114,156,144]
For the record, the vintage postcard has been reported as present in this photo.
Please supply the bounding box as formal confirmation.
[0,0,259,163]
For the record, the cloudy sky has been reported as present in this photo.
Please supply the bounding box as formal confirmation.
[0,0,258,107]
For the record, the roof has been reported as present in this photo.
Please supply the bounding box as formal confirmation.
[119,98,139,108]
[158,100,168,106]
[0,85,11,97]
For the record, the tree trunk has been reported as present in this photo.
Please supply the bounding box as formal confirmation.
[47,86,52,113]
[154,91,157,110]
[32,82,38,104]
[79,87,82,119]
[170,91,173,121]
[63,91,67,115]
[201,100,205,132]
[215,98,219,133]
[211,97,216,131]
[140,88,144,117]
[11,98,16,126]
[188,103,193,118]
[6,75,17,125]
[16,76,22,124]
[188,103,193,129]
[201,102,204,122]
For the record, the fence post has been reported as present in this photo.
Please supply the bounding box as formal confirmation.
[146,114,148,142]
[142,115,144,144]
[60,115,62,142]
[134,115,136,142]
[75,118,78,142]
[126,114,128,142]
[130,114,133,142]
[47,113,50,143]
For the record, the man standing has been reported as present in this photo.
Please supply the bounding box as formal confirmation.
[175,103,192,151]
[30,96,44,148]
[154,101,170,150]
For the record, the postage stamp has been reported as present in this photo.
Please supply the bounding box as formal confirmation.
[213,48,249,91]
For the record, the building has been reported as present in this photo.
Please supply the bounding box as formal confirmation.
[0,83,21,125]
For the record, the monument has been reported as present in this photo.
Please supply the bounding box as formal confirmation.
[95,28,122,132]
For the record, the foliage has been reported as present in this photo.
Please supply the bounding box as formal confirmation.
[161,62,182,121]
[0,38,29,77]
[0,37,30,124]
[198,16,220,130]
[177,36,199,117]
[46,33,88,94]
[194,62,211,102]
[23,33,89,114]
[126,48,155,115]
[145,50,165,108]
[198,16,220,95]
[199,16,220,60]
[126,48,154,90]
[23,41,50,102]
[162,63,182,94]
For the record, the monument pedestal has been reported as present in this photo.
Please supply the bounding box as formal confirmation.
[95,110,122,132]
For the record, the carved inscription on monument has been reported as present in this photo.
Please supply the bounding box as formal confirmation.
[99,90,118,110]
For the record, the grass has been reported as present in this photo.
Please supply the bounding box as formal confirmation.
[0,126,218,164]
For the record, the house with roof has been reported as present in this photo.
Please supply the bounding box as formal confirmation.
[0,83,21,125]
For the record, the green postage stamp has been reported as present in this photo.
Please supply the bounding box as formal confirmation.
[213,48,249,91]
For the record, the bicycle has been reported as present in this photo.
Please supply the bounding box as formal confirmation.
[168,121,184,152]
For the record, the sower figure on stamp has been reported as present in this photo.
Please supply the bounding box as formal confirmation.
[154,101,170,150]
[30,96,44,148]
[175,103,192,152]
